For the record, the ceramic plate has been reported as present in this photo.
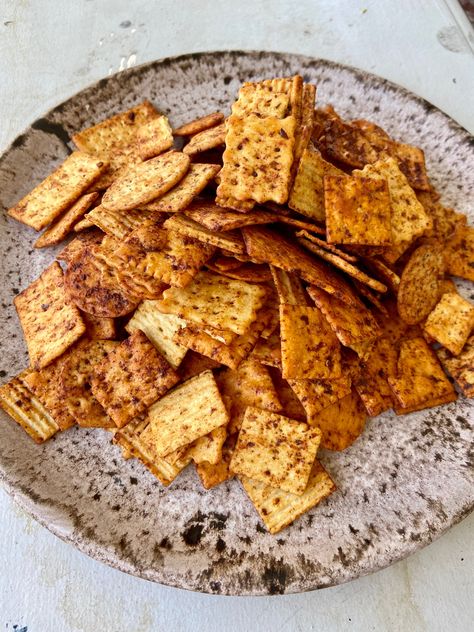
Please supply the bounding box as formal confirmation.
[0,52,473,596]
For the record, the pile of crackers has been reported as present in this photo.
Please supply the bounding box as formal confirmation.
[1,75,473,535]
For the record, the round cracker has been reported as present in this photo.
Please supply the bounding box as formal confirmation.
[101,150,190,211]
[397,243,444,324]
[64,244,138,317]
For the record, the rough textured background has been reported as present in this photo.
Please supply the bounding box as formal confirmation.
[2,3,472,629]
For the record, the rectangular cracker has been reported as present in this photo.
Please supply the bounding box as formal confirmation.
[280,304,341,380]
[141,164,221,212]
[173,303,273,370]
[126,301,187,368]
[230,406,321,495]
[354,157,432,263]
[0,373,60,443]
[14,262,86,369]
[240,461,335,534]
[289,146,345,222]
[91,331,179,428]
[315,114,378,168]
[288,372,353,419]
[295,230,358,263]
[185,201,276,231]
[242,226,360,307]
[324,175,392,246]
[136,115,173,160]
[8,152,108,230]
[353,336,397,416]
[271,267,307,305]
[183,123,226,155]
[216,114,296,205]
[157,270,268,335]
[307,285,381,346]
[424,292,474,355]
[388,337,455,409]
[34,192,99,248]
[390,142,430,191]
[444,225,474,282]
[215,358,282,434]
[85,205,157,240]
[174,111,225,136]
[394,390,457,415]
[437,334,474,397]
[139,370,229,457]
[163,214,246,254]
[309,390,367,450]
[114,417,190,486]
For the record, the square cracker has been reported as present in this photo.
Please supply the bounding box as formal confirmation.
[241,461,335,534]
[289,146,345,222]
[183,426,227,465]
[34,192,99,248]
[308,285,381,346]
[353,336,397,416]
[91,330,179,428]
[230,406,321,495]
[8,152,108,231]
[388,337,455,409]
[437,334,474,397]
[215,358,282,434]
[280,304,341,380]
[354,157,432,263]
[309,390,367,451]
[85,205,157,240]
[444,225,474,282]
[136,115,173,160]
[288,372,352,419]
[0,373,60,443]
[425,292,474,356]
[157,270,268,336]
[217,114,296,205]
[139,370,229,457]
[163,214,246,254]
[324,175,392,246]
[14,261,86,369]
[126,300,187,368]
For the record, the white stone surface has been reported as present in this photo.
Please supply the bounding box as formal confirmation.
[0,1,473,630]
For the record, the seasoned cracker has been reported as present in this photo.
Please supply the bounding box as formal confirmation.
[8,152,107,231]
[437,334,474,398]
[280,304,341,380]
[164,214,246,254]
[73,215,96,232]
[353,335,397,416]
[267,367,306,421]
[251,330,282,369]
[174,111,225,136]
[81,312,116,340]
[195,434,237,490]
[444,225,474,282]
[241,461,335,534]
[183,123,226,155]
[231,84,291,118]
[397,243,444,325]
[34,192,99,248]
[390,142,430,191]
[185,201,276,231]
[56,229,104,263]
[14,261,86,369]
[136,115,173,160]
[309,390,366,451]
[394,390,457,415]
[295,230,358,263]
[178,351,222,381]
[101,151,190,211]
[85,205,157,240]
[424,292,474,355]
[91,330,179,428]
[184,426,227,465]
[207,262,272,283]
[271,267,307,305]
[140,370,229,457]
[314,114,378,168]
[288,372,352,419]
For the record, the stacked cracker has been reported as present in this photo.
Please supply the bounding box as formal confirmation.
[1,76,473,535]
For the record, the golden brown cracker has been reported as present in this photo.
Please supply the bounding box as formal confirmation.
[85,205,157,240]
[163,214,246,254]
[437,334,474,398]
[136,115,173,160]
[309,390,366,451]
[444,225,474,282]
[195,434,237,490]
[185,201,276,231]
[81,312,116,340]
[353,336,397,416]
[183,123,226,155]
[177,351,222,382]
[174,112,225,136]
[424,292,474,355]
[271,267,307,305]
[34,192,99,248]
[288,372,352,419]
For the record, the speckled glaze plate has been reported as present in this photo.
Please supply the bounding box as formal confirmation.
[0,51,473,596]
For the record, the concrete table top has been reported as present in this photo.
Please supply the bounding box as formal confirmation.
[1,1,473,630]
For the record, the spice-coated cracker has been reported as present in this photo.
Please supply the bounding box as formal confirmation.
[299,236,387,293]
[444,224,474,282]
[174,111,225,137]
[295,230,358,263]
[101,150,190,211]
[388,337,455,409]
[140,370,229,457]
[363,257,400,291]
[59,339,118,428]
[417,190,465,241]
[126,301,187,368]
[241,461,335,534]
[217,114,296,205]
[242,226,360,306]
[81,312,116,340]
[56,229,104,263]
[314,113,378,168]
[207,261,272,283]
[353,336,397,416]
[267,367,306,422]
[91,331,179,428]
[230,406,321,495]
[308,285,381,347]
[397,243,444,325]
[394,390,457,415]
[0,373,60,443]
[136,115,173,160]
[280,304,341,380]
[310,390,367,451]
[389,142,430,191]
[289,146,345,222]
[164,214,246,254]
[85,205,157,240]
[195,434,237,490]
[215,358,282,434]
[288,372,353,419]
[185,201,276,231]
[271,267,307,305]
[324,175,392,247]
[14,262,86,369]
[355,157,432,262]
[142,163,220,213]
[177,351,221,382]
[184,426,227,465]
[182,123,226,156]
[437,335,474,398]
[292,83,316,175]
[424,292,474,356]
[73,215,96,232]
[34,192,99,248]
[8,152,108,231]
[157,270,268,336]
[251,330,282,368]
[231,84,290,118]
